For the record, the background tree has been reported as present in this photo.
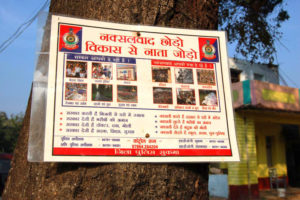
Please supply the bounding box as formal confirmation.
[219,0,289,62]
[0,112,24,153]
[3,0,288,199]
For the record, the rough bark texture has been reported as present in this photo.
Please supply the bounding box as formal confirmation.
[3,0,218,199]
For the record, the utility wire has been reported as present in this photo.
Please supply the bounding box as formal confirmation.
[0,0,50,53]
[278,73,289,86]
[279,68,299,88]
[274,49,298,87]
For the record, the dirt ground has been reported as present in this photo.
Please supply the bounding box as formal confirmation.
[260,187,300,200]
[210,187,300,200]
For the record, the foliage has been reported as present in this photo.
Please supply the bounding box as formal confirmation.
[219,0,289,63]
[0,112,24,153]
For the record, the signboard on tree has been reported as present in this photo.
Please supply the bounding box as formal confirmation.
[41,15,239,162]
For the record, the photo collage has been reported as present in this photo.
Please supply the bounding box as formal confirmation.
[64,60,138,103]
[63,59,219,109]
[152,65,219,108]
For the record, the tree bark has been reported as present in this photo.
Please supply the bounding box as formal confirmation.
[3,0,218,199]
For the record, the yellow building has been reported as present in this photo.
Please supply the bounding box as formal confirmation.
[225,80,300,199]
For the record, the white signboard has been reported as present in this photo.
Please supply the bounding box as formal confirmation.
[43,15,239,162]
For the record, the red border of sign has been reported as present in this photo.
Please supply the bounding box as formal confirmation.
[53,148,232,156]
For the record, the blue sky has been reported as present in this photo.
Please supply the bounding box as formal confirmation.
[0,0,299,115]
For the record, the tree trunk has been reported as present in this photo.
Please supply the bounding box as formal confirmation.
[3,0,218,199]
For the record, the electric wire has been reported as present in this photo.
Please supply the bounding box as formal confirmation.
[0,0,50,53]
[278,73,289,86]
[279,68,299,88]
[274,50,298,87]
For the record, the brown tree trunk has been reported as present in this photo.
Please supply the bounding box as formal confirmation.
[3,0,218,199]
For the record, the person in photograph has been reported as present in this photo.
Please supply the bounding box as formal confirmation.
[107,70,112,79]
[200,90,218,106]
[177,89,195,105]
[186,95,193,104]
[66,61,87,78]
[103,66,108,77]
[92,63,112,80]
[66,64,72,76]
[177,69,184,83]
[79,69,86,78]
[65,83,87,101]
[202,92,217,106]
[75,63,81,77]
[92,65,99,78]
[66,63,76,77]
[175,68,193,84]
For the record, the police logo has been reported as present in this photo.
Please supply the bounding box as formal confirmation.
[202,40,216,59]
[63,28,79,50]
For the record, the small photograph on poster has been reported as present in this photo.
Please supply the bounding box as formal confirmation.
[199,89,218,106]
[65,83,87,101]
[92,62,112,80]
[117,85,138,103]
[197,69,216,85]
[92,84,113,101]
[174,68,194,84]
[66,61,87,78]
[117,64,137,81]
[152,67,171,83]
[153,87,173,104]
[176,88,196,105]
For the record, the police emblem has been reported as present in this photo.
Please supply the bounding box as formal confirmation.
[202,40,216,59]
[63,28,79,50]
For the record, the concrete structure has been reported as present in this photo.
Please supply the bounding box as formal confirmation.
[210,59,300,200]
[228,58,279,84]
[227,59,300,200]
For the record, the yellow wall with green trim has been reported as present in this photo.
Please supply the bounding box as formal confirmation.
[255,122,287,178]
[228,112,258,185]
[224,110,298,187]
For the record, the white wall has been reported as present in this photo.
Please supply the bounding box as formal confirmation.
[229,58,279,84]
